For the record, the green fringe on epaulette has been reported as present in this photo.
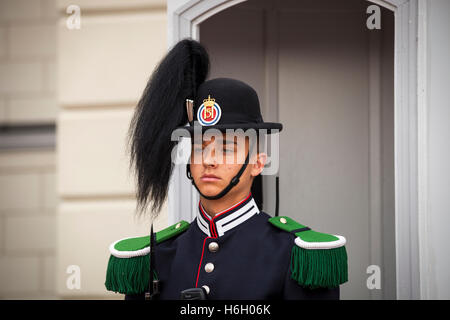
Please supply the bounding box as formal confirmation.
[290,245,348,289]
[105,254,157,295]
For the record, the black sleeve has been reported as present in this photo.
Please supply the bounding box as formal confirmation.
[282,267,340,300]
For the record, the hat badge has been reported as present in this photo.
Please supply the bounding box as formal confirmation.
[197,95,221,126]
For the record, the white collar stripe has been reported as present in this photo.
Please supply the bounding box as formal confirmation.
[196,217,210,236]
[216,207,259,236]
[215,199,255,226]
[220,205,255,228]
[197,214,209,228]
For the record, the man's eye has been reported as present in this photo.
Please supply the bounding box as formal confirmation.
[223,148,235,153]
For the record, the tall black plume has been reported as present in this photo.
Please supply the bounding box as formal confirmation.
[127,39,210,218]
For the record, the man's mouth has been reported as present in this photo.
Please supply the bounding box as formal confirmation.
[200,174,221,182]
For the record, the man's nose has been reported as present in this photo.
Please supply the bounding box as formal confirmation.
[203,145,218,167]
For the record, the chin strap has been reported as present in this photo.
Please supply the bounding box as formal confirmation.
[186,141,255,200]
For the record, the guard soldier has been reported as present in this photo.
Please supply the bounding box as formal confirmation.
[104,39,348,300]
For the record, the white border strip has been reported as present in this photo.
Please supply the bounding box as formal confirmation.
[294,235,346,250]
[417,0,430,300]
[109,237,150,258]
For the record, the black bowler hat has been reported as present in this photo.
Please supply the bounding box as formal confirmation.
[177,77,282,134]
[128,38,284,214]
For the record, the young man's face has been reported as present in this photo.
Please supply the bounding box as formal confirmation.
[189,134,266,200]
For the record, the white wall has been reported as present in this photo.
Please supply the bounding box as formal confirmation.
[423,0,450,300]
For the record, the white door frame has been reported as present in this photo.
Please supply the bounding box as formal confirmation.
[167,0,422,299]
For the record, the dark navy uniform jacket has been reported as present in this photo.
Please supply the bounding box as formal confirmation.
[125,194,339,300]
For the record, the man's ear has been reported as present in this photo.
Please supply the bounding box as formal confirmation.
[250,152,267,177]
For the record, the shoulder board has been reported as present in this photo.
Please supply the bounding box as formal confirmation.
[105,220,189,295]
[269,216,348,289]
[109,220,189,258]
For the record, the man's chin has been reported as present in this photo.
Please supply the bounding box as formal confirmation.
[197,184,224,198]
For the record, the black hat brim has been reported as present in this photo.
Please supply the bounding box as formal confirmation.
[173,122,282,135]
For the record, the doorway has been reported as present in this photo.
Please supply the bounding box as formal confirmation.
[199,0,395,299]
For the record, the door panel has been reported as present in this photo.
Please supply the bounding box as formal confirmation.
[278,7,370,300]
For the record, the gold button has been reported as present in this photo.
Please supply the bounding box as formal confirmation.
[204,263,214,273]
[208,242,219,253]
[280,218,287,224]
[202,285,210,294]
[175,223,181,229]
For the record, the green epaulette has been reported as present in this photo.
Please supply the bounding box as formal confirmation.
[104,220,189,295]
[269,216,348,289]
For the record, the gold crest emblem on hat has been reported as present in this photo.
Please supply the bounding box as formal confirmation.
[203,95,215,120]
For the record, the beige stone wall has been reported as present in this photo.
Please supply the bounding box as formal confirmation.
[0,149,57,299]
[0,0,169,299]
[0,0,58,299]
[0,0,57,124]
[56,0,168,299]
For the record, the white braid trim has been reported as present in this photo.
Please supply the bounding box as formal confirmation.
[109,237,150,258]
[294,235,346,250]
